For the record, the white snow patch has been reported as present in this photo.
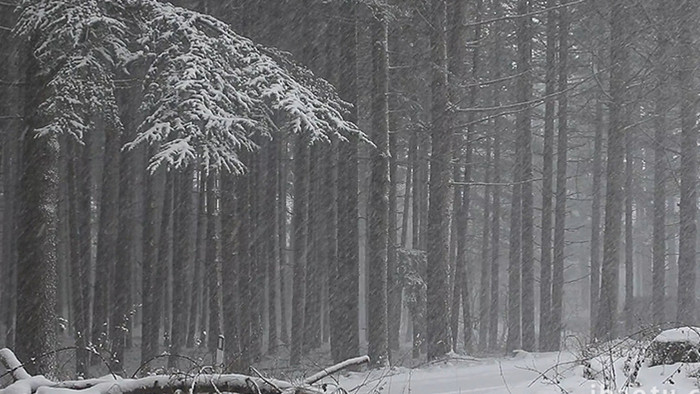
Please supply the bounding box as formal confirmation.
[653,327,700,344]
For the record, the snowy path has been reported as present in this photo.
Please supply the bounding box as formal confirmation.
[331,352,577,394]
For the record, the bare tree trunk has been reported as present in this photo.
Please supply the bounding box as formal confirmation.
[186,171,205,349]
[221,172,240,369]
[478,139,491,351]
[268,141,280,354]
[368,12,390,368]
[651,0,668,325]
[624,120,634,332]
[141,163,164,366]
[517,0,535,353]
[67,141,88,376]
[589,89,604,336]
[278,139,289,346]
[206,171,221,359]
[676,0,698,324]
[169,166,194,368]
[427,0,453,360]
[305,145,322,353]
[488,0,504,351]
[290,136,308,366]
[332,0,360,365]
[538,0,557,352]
[550,1,569,350]
[594,0,629,341]
[16,59,59,374]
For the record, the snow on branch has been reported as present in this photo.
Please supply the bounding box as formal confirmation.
[303,355,370,385]
[0,349,31,382]
[15,0,366,173]
[0,349,370,394]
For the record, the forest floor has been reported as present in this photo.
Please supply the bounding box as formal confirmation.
[330,348,700,393]
[6,327,700,393]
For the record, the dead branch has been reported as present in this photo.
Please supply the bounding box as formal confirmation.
[0,348,32,382]
[303,356,370,385]
[0,348,369,394]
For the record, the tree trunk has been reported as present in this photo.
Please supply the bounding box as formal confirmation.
[206,171,221,359]
[186,171,205,349]
[427,0,452,360]
[141,163,164,366]
[676,0,697,324]
[67,141,88,376]
[624,118,634,333]
[15,41,59,374]
[169,166,194,368]
[158,172,173,352]
[368,12,390,368]
[488,0,504,351]
[268,140,280,354]
[304,145,322,353]
[538,0,556,352]
[94,123,120,360]
[594,0,628,341]
[550,1,569,350]
[331,0,360,364]
[278,139,289,346]
[517,0,535,353]
[221,172,241,369]
[290,136,308,366]
[478,139,491,351]
[651,0,668,325]
[589,86,604,337]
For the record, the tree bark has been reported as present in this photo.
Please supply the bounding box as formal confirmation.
[550,0,569,350]
[538,0,556,352]
[594,0,628,341]
[332,0,360,364]
[517,0,535,353]
[15,41,59,374]
[676,0,698,324]
[488,0,504,351]
[589,86,604,337]
[206,171,221,359]
[624,117,634,333]
[427,0,453,360]
[651,0,668,325]
[141,163,164,366]
[169,166,194,368]
[367,12,390,368]
[290,136,308,366]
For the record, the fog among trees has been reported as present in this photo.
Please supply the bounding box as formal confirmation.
[1,0,699,384]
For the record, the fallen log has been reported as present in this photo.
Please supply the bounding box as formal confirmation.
[0,349,370,394]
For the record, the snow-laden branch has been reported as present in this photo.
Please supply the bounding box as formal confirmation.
[0,349,31,382]
[0,348,369,394]
[15,0,367,173]
[303,355,370,385]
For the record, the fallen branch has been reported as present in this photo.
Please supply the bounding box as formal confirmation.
[303,355,370,385]
[0,348,369,394]
[0,348,32,382]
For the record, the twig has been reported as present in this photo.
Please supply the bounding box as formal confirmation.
[451,178,543,187]
[497,361,513,394]
[250,367,282,394]
[303,356,370,385]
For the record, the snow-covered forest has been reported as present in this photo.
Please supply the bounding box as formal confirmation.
[1,0,700,392]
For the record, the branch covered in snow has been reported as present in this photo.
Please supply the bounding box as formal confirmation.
[0,349,31,382]
[303,355,370,385]
[14,0,367,173]
[0,349,368,394]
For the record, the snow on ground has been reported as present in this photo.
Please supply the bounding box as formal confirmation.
[653,327,700,345]
[328,349,700,393]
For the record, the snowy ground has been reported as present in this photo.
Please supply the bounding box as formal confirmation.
[327,350,700,393]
